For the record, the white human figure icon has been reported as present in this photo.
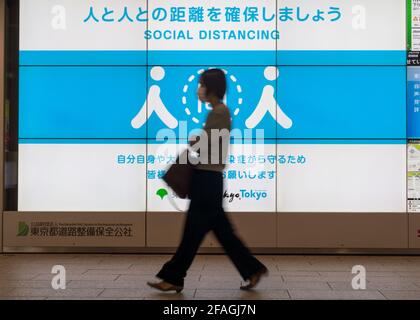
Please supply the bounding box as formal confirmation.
[245,66,293,129]
[131,66,178,129]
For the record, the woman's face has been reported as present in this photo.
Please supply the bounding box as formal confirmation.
[197,80,208,103]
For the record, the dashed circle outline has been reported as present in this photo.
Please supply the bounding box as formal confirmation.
[182,68,242,126]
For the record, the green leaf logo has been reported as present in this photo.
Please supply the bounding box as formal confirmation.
[156,188,169,200]
[17,222,29,237]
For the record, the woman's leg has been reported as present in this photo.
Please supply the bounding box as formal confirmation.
[212,208,267,281]
[155,206,210,287]
[155,169,211,287]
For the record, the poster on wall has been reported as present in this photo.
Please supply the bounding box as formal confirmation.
[408,0,420,65]
[18,0,407,213]
[408,67,420,139]
[408,142,420,212]
[409,0,420,51]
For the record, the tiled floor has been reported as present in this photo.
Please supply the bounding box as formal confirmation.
[0,254,419,300]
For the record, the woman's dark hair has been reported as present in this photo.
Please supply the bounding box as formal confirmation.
[199,68,227,100]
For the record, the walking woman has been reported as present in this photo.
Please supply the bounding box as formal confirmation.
[147,69,268,293]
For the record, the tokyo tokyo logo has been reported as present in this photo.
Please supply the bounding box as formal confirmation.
[130,66,293,133]
[224,189,269,203]
[156,187,268,212]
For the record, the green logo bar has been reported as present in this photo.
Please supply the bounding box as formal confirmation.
[17,222,29,237]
